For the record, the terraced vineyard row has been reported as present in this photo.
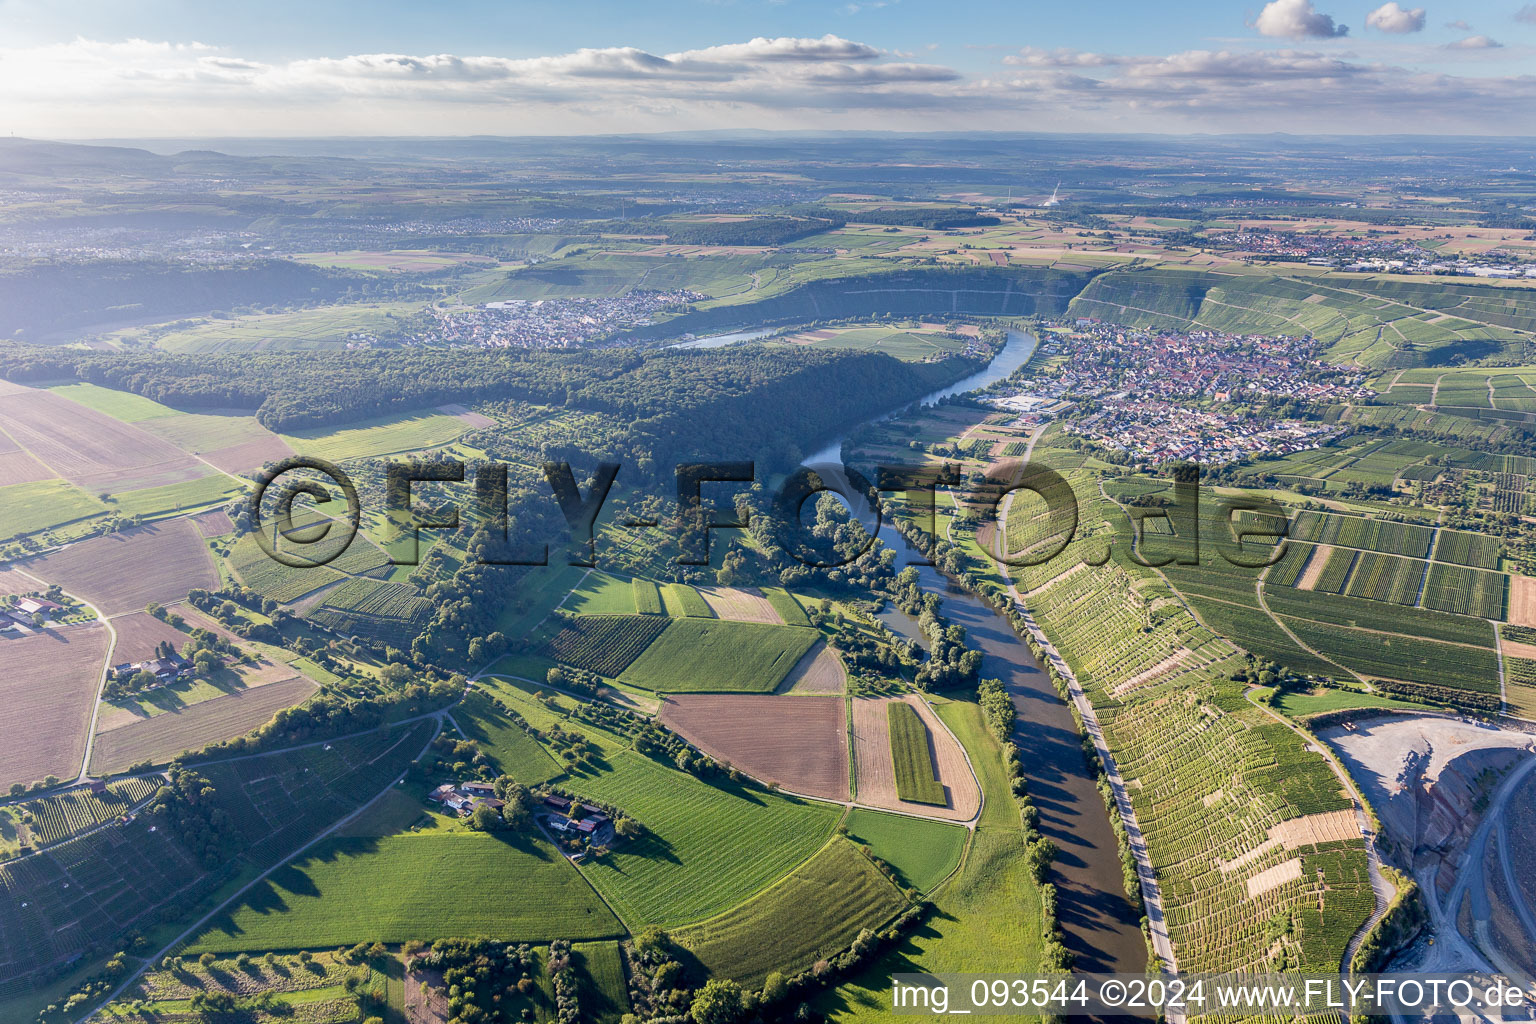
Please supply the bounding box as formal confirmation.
[1001,469,1376,973]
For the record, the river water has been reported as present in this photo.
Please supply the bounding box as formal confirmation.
[801,328,1148,975]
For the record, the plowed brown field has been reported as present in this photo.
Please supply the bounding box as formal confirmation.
[697,586,783,624]
[90,675,318,774]
[659,693,848,800]
[0,386,207,491]
[0,623,110,788]
[777,641,847,694]
[23,520,217,616]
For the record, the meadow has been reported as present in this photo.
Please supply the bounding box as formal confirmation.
[453,689,567,785]
[186,832,623,952]
[564,572,638,615]
[618,619,819,692]
[674,838,908,988]
[572,750,842,927]
[887,702,945,806]
[0,479,107,541]
[279,410,474,461]
[660,582,714,618]
[843,808,967,893]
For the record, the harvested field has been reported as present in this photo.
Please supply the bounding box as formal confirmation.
[1503,639,1536,661]
[658,694,848,800]
[1510,575,1536,629]
[199,435,294,474]
[850,695,980,822]
[0,624,110,788]
[90,675,318,773]
[1218,809,1360,873]
[1296,544,1334,591]
[777,641,847,694]
[1246,857,1303,899]
[0,385,207,491]
[22,520,217,615]
[0,447,54,485]
[0,565,36,598]
[192,507,235,537]
[696,586,783,624]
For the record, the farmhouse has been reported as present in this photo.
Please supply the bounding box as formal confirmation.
[429,780,507,817]
[539,794,615,845]
[110,653,193,684]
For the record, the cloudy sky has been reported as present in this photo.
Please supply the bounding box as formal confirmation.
[3,0,1536,137]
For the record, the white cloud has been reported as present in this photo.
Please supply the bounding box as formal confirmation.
[1365,2,1426,33]
[1254,0,1349,38]
[5,34,1536,137]
[673,35,881,62]
[1446,34,1503,47]
[1445,19,1472,29]
[1518,4,1536,24]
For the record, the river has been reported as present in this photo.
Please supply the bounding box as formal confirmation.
[802,327,1148,975]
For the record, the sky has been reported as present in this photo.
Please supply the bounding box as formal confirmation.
[2,0,1536,137]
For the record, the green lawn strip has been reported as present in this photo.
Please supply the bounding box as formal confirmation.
[46,382,181,422]
[887,703,945,806]
[674,837,909,990]
[184,833,621,953]
[279,411,471,462]
[843,808,967,894]
[1270,687,1433,717]
[661,582,714,617]
[764,586,812,626]
[633,578,664,615]
[111,473,244,520]
[618,619,819,693]
[573,750,841,927]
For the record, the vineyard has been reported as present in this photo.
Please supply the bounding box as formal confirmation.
[1420,563,1508,619]
[17,776,162,847]
[1342,551,1426,607]
[1434,528,1503,570]
[1289,511,1434,558]
[994,464,1379,973]
[0,723,430,1000]
[541,614,670,677]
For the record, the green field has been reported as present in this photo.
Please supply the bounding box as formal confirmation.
[887,702,945,806]
[565,572,637,615]
[46,382,182,422]
[147,303,420,354]
[660,582,713,617]
[843,808,967,892]
[764,586,811,626]
[674,838,909,988]
[0,479,107,540]
[572,941,630,1024]
[633,578,664,615]
[573,750,842,927]
[617,619,819,692]
[186,833,622,952]
[280,410,472,461]
[776,325,969,361]
[1271,687,1431,717]
[111,473,244,519]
